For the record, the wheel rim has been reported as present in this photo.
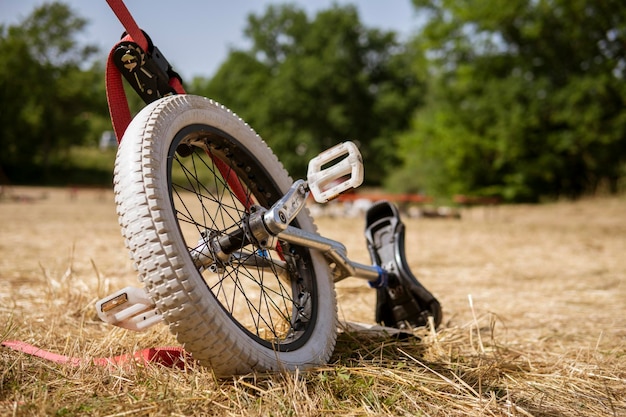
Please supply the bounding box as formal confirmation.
[166,124,318,351]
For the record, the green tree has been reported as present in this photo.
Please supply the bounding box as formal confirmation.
[393,0,626,201]
[0,2,107,183]
[194,4,424,183]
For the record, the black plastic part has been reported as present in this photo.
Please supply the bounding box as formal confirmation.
[176,143,193,157]
[365,201,442,330]
[113,33,182,105]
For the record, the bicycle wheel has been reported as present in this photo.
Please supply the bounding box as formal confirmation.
[114,94,337,376]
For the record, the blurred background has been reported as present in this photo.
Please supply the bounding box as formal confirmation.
[1,0,625,202]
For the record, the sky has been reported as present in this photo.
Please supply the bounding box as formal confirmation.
[0,0,422,80]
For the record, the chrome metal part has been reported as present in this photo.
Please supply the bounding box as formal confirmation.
[262,179,309,235]
[277,225,380,283]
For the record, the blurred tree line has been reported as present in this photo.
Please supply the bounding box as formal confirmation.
[0,3,110,183]
[394,0,626,201]
[190,4,422,185]
[1,1,625,200]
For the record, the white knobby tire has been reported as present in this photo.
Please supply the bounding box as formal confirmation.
[114,94,337,376]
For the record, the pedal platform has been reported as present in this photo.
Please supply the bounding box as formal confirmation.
[365,201,442,330]
[96,286,163,332]
[307,141,364,203]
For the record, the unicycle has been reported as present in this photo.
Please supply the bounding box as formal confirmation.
[97,0,441,377]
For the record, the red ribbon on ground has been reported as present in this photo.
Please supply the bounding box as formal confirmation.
[1,340,190,369]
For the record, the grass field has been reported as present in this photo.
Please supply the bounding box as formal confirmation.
[1,186,625,416]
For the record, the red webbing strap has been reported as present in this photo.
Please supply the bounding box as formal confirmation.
[2,340,190,369]
[106,51,187,143]
[169,76,185,95]
[105,34,133,143]
[105,0,148,51]
[105,0,175,142]
[105,0,144,143]
[105,0,148,142]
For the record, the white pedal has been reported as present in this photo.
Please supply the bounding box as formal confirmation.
[307,141,364,203]
[95,286,163,332]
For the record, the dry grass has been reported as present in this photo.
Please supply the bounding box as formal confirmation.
[1,187,625,416]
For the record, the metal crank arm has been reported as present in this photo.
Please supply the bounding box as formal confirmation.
[211,179,384,285]
[276,225,382,283]
[212,141,379,279]
[247,142,383,285]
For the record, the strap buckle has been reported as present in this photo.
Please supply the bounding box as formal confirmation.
[113,38,181,104]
